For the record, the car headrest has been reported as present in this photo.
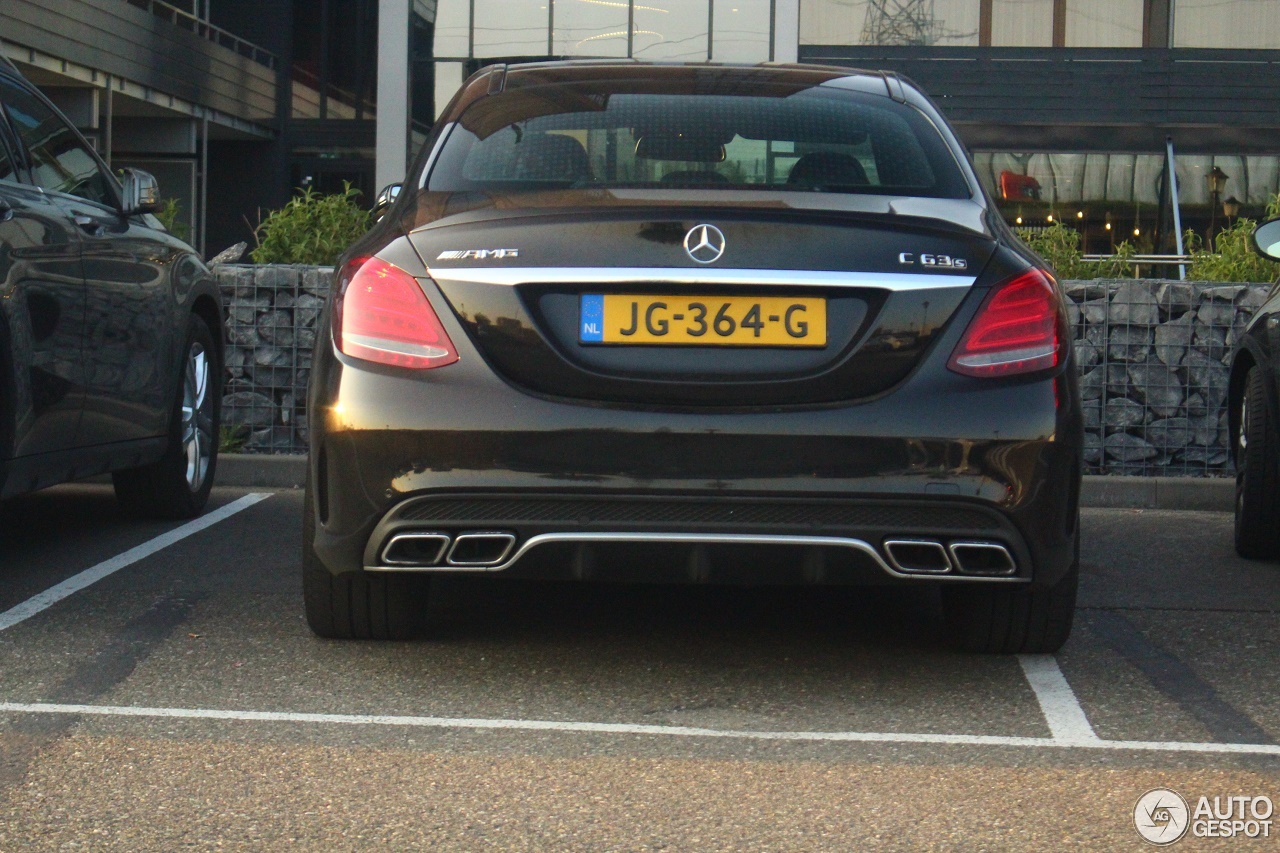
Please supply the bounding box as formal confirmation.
[787,152,869,188]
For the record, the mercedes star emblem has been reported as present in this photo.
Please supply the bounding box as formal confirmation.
[684,224,726,264]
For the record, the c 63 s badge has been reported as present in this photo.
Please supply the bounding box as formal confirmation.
[437,249,520,260]
[899,252,967,270]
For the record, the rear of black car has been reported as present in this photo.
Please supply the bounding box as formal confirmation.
[304,62,1082,653]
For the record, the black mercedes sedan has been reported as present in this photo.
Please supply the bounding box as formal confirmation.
[305,62,1083,653]
[1230,219,1280,559]
[0,58,222,518]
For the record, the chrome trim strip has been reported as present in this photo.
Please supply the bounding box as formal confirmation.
[425,267,975,291]
[366,532,1026,583]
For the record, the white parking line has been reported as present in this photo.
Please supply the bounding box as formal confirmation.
[0,493,271,633]
[1018,654,1100,743]
[1,701,1277,755]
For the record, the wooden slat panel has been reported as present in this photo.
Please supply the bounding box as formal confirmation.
[800,46,1280,131]
[2,0,277,123]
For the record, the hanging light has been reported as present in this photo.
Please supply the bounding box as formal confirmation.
[1223,196,1242,218]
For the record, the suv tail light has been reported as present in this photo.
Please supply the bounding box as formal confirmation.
[947,268,1064,378]
[334,257,458,369]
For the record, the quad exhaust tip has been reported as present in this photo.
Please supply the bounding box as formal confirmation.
[884,538,1016,576]
[446,532,517,566]
[380,530,517,567]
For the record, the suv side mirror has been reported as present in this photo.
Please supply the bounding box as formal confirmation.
[373,183,401,221]
[1253,219,1280,262]
[120,168,160,215]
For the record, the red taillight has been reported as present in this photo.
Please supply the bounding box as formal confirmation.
[947,269,1064,378]
[334,257,458,370]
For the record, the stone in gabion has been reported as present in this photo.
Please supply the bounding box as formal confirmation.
[295,294,325,328]
[1074,340,1100,368]
[1128,363,1183,417]
[1202,285,1246,302]
[245,426,297,451]
[1067,300,1081,330]
[302,267,332,296]
[255,266,299,290]
[1104,433,1157,462]
[1238,287,1268,313]
[1108,282,1161,326]
[222,391,276,427]
[229,325,262,348]
[257,310,295,347]
[254,346,291,367]
[1105,398,1147,430]
[1183,349,1231,412]
[1156,281,1196,317]
[1082,400,1101,430]
[1153,315,1194,366]
[1196,299,1236,328]
[1080,367,1104,401]
[274,292,297,310]
[1107,326,1151,362]
[1189,415,1221,448]
[1083,432,1102,465]
[1192,326,1228,362]
[1065,282,1108,301]
[296,327,316,350]
[1107,363,1130,397]
[1080,299,1108,326]
[1146,417,1191,449]
[249,363,295,389]
[1182,448,1230,465]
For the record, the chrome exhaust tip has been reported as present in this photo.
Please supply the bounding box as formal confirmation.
[948,541,1017,576]
[446,532,517,566]
[380,532,451,566]
[883,539,953,575]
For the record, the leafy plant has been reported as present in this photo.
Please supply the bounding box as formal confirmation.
[249,183,371,266]
[154,197,191,242]
[1183,192,1280,283]
[218,424,248,453]
[1016,221,1135,280]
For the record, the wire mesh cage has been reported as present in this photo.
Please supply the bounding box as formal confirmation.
[216,266,1266,476]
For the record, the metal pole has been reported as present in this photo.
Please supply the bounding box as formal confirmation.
[200,115,209,256]
[1166,136,1186,281]
[103,75,113,168]
[707,0,714,61]
[628,0,634,58]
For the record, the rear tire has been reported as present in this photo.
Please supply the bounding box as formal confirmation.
[1234,366,1280,559]
[942,533,1078,654]
[113,314,219,519]
[302,478,428,640]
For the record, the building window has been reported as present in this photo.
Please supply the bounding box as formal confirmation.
[1065,0,1143,48]
[989,0,1054,47]
[1173,0,1280,49]
[800,1,981,47]
[291,0,378,120]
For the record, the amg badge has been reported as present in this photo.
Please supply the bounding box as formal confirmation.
[436,249,520,260]
[898,252,967,270]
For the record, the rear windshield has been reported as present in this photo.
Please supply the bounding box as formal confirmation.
[426,85,972,200]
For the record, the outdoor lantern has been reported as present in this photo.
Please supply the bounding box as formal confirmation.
[1207,166,1229,197]
[1223,196,1242,218]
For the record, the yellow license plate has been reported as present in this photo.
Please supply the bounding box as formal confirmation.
[579,294,826,347]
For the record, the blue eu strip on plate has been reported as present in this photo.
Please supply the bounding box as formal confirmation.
[580,294,604,342]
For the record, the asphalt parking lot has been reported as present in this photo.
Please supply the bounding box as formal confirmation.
[1,485,1278,850]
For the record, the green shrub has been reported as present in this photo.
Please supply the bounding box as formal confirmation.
[249,183,371,265]
[1016,221,1135,280]
[1183,193,1280,284]
[154,197,191,242]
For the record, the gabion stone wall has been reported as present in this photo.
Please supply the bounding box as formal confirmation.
[1067,279,1267,477]
[216,265,1269,476]
[216,265,331,452]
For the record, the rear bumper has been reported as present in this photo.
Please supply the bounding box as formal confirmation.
[307,345,1083,588]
